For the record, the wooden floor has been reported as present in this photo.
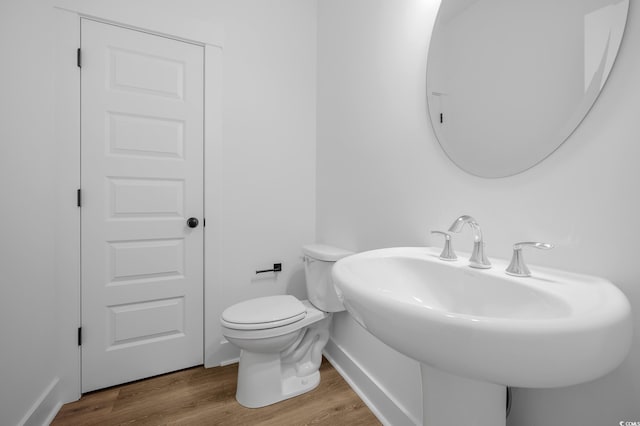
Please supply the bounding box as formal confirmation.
[52,358,381,425]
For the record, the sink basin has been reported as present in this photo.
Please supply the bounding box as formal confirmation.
[332,247,632,425]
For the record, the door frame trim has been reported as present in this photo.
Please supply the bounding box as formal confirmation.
[54,6,224,402]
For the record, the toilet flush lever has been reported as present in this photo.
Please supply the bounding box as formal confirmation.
[256,263,282,274]
[431,231,457,261]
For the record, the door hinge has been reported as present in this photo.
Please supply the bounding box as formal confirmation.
[203,218,206,227]
[77,189,81,207]
[77,327,82,346]
[77,48,81,68]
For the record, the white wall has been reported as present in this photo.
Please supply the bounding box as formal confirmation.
[0,1,60,425]
[317,0,640,425]
[205,0,317,366]
[1,0,316,423]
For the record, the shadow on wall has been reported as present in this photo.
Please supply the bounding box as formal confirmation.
[286,265,308,301]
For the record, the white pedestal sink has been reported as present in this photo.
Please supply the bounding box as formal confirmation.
[332,247,633,426]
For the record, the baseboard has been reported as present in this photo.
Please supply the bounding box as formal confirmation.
[219,356,240,367]
[18,377,63,426]
[205,339,241,368]
[323,339,419,426]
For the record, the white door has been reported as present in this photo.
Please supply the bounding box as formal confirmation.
[80,19,204,392]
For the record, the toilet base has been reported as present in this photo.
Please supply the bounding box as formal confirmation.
[236,350,320,408]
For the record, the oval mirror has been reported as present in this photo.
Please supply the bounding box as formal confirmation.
[426,0,629,177]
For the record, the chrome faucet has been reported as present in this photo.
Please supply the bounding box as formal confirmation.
[447,215,491,268]
[505,242,554,277]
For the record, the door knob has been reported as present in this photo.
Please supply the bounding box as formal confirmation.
[187,217,199,228]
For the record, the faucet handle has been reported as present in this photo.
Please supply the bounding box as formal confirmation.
[431,231,457,261]
[506,242,554,277]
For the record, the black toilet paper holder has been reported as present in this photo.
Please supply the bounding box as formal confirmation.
[256,263,282,274]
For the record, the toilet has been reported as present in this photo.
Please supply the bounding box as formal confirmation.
[220,244,352,408]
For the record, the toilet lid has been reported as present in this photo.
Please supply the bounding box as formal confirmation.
[302,244,353,261]
[221,295,306,330]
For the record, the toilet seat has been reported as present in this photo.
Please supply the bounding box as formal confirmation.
[221,295,306,330]
[221,299,328,340]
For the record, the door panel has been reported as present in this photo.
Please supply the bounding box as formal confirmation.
[81,19,204,392]
[108,113,185,159]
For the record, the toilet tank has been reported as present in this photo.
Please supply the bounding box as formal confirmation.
[302,244,353,312]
